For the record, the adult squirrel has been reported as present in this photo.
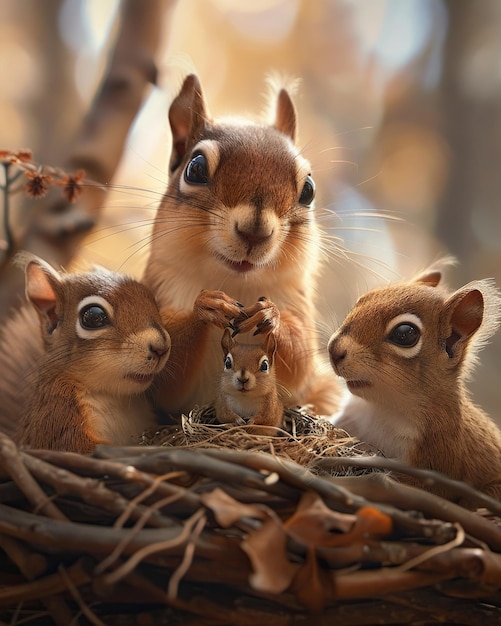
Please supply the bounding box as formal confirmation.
[8,254,170,453]
[328,265,501,504]
[143,74,340,418]
[215,327,284,433]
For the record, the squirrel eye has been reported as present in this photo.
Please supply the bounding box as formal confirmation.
[80,305,109,330]
[259,357,270,373]
[388,323,420,348]
[298,175,315,206]
[224,354,233,370]
[185,153,209,185]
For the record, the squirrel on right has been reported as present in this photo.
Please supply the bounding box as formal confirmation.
[328,265,501,505]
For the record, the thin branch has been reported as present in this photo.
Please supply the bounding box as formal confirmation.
[58,564,106,626]
[0,432,67,521]
[0,557,91,608]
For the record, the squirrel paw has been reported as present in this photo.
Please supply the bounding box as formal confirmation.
[194,290,244,329]
[233,296,280,336]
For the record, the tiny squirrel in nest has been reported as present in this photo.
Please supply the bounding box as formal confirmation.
[328,264,501,505]
[142,74,340,418]
[215,327,284,434]
[9,253,170,454]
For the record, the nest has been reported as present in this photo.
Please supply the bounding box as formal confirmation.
[0,407,501,625]
[142,405,381,476]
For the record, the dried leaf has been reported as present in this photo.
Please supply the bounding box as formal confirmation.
[284,491,357,547]
[290,545,329,612]
[242,516,299,593]
[200,487,269,527]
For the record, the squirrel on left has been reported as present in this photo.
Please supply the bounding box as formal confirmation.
[4,253,170,453]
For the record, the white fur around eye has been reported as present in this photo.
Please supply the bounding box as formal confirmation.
[258,355,270,373]
[385,313,423,359]
[76,295,114,339]
[224,353,233,370]
[179,140,220,195]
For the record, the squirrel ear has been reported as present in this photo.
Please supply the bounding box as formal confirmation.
[221,327,234,355]
[265,333,278,366]
[25,258,62,334]
[412,257,456,288]
[273,88,297,142]
[412,270,442,288]
[442,287,484,364]
[168,74,209,172]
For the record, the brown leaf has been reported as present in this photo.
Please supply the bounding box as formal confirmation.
[242,516,299,594]
[200,487,269,528]
[290,545,330,612]
[283,491,357,547]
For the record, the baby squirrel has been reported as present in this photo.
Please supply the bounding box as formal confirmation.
[215,328,284,432]
[328,266,501,504]
[10,253,170,453]
[143,74,340,418]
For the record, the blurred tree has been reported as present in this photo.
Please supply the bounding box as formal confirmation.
[437,0,501,420]
[438,0,501,276]
[0,0,176,319]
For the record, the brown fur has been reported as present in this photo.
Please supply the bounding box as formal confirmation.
[8,254,170,453]
[143,74,340,417]
[328,266,501,505]
[215,328,284,434]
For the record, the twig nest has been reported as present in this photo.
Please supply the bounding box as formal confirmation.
[143,405,381,477]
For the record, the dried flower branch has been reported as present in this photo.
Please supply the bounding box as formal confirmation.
[0,149,89,260]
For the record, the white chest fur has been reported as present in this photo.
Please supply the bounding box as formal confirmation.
[331,392,421,462]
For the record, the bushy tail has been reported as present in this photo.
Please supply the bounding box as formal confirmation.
[0,306,42,437]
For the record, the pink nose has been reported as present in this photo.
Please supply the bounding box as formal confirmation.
[149,334,170,360]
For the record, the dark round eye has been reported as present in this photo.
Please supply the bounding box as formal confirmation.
[80,305,109,330]
[388,323,420,348]
[224,354,233,370]
[185,153,209,185]
[259,357,270,373]
[298,175,315,206]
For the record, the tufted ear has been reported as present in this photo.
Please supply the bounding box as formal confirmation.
[412,257,457,288]
[168,74,210,172]
[221,327,234,356]
[273,88,296,143]
[442,286,484,365]
[25,257,63,335]
[265,332,277,367]
[413,269,442,288]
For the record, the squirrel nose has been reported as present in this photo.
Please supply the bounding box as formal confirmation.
[150,344,168,358]
[149,334,171,360]
[235,224,273,250]
[329,345,347,367]
[237,372,249,385]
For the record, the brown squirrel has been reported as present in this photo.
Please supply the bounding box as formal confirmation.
[9,254,170,453]
[143,74,340,418]
[328,266,501,504]
[215,328,284,432]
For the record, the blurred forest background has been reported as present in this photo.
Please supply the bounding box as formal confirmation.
[0,0,500,421]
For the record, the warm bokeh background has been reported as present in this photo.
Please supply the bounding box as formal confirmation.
[1,0,500,420]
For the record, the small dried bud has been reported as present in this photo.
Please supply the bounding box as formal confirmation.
[24,170,53,199]
[15,149,33,162]
[59,169,85,203]
[0,149,33,164]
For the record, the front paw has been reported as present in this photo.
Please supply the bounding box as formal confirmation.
[194,290,244,329]
[233,296,280,336]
